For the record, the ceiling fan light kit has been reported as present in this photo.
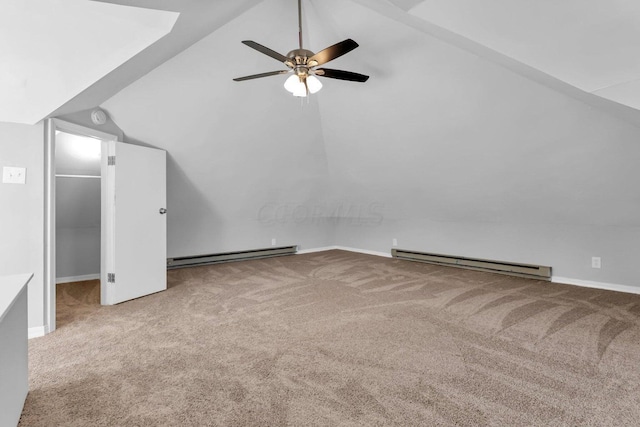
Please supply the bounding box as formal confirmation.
[233,0,369,98]
[285,74,322,96]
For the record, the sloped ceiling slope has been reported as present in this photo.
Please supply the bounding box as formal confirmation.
[409,0,640,111]
[103,0,640,284]
[103,0,331,257]
[0,0,178,124]
[319,0,640,226]
[51,0,263,118]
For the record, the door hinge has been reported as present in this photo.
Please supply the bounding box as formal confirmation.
[108,156,116,166]
[107,273,115,283]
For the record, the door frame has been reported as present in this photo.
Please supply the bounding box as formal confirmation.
[44,118,119,334]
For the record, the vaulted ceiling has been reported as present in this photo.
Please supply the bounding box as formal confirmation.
[4,0,640,125]
[4,0,640,282]
[91,0,640,271]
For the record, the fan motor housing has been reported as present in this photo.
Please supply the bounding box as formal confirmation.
[287,49,314,64]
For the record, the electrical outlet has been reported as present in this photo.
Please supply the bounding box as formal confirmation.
[591,257,601,269]
[2,166,26,184]
[271,238,276,246]
[392,238,398,247]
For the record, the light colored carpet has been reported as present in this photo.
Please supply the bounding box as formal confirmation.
[55,279,100,329]
[20,250,640,426]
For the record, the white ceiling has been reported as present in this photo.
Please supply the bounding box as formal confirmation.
[409,0,640,110]
[0,0,179,125]
[0,0,640,123]
[3,0,640,124]
[55,131,102,176]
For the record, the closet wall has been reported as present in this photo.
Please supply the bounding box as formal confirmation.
[55,132,101,281]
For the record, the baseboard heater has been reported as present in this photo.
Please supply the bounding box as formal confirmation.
[167,245,298,269]
[391,249,551,280]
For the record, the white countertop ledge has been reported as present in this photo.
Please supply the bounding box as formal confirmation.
[0,274,33,324]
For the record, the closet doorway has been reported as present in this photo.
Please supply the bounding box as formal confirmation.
[44,119,119,333]
[55,131,103,327]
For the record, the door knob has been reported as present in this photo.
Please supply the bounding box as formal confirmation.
[159,208,167,215]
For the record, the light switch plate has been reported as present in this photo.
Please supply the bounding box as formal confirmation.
[2,166,26,184]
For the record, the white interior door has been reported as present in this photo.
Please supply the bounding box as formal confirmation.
[101,141,167,305]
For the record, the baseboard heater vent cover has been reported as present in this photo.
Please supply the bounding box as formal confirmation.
[391,249,551,280]
[168,246,298,269]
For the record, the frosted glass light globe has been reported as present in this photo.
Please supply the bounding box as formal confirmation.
[306,75,322,94]
[284,75,306,97]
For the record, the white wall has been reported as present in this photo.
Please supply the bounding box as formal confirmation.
[0,122,45,329]
[0,275,29,427]
[56,108,124,142]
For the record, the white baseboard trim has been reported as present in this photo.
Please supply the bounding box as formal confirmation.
[56,274,100,284]
[297,246,338,254]
[336,246,392,258]
[552,276,640,295]
[297,246,391,258]
[28,325,48,339]
[298,249,640,295]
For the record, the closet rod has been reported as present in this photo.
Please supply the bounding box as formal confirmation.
[55,174,100,179]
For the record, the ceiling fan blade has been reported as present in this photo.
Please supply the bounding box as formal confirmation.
[308,39,359,66]
[241,41,289,63]
[315,68,369,82]
[233,70,290,82]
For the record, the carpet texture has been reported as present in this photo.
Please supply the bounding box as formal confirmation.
[20,250,640,426]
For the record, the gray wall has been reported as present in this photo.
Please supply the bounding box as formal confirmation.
[54,131,102,280]
[0,122,45,329]
[103,0,337,257]
[103,0,640,289]
[55,177,101,279]
[317,13,640,286]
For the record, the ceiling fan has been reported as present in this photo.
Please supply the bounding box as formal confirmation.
[233,0,369,97]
